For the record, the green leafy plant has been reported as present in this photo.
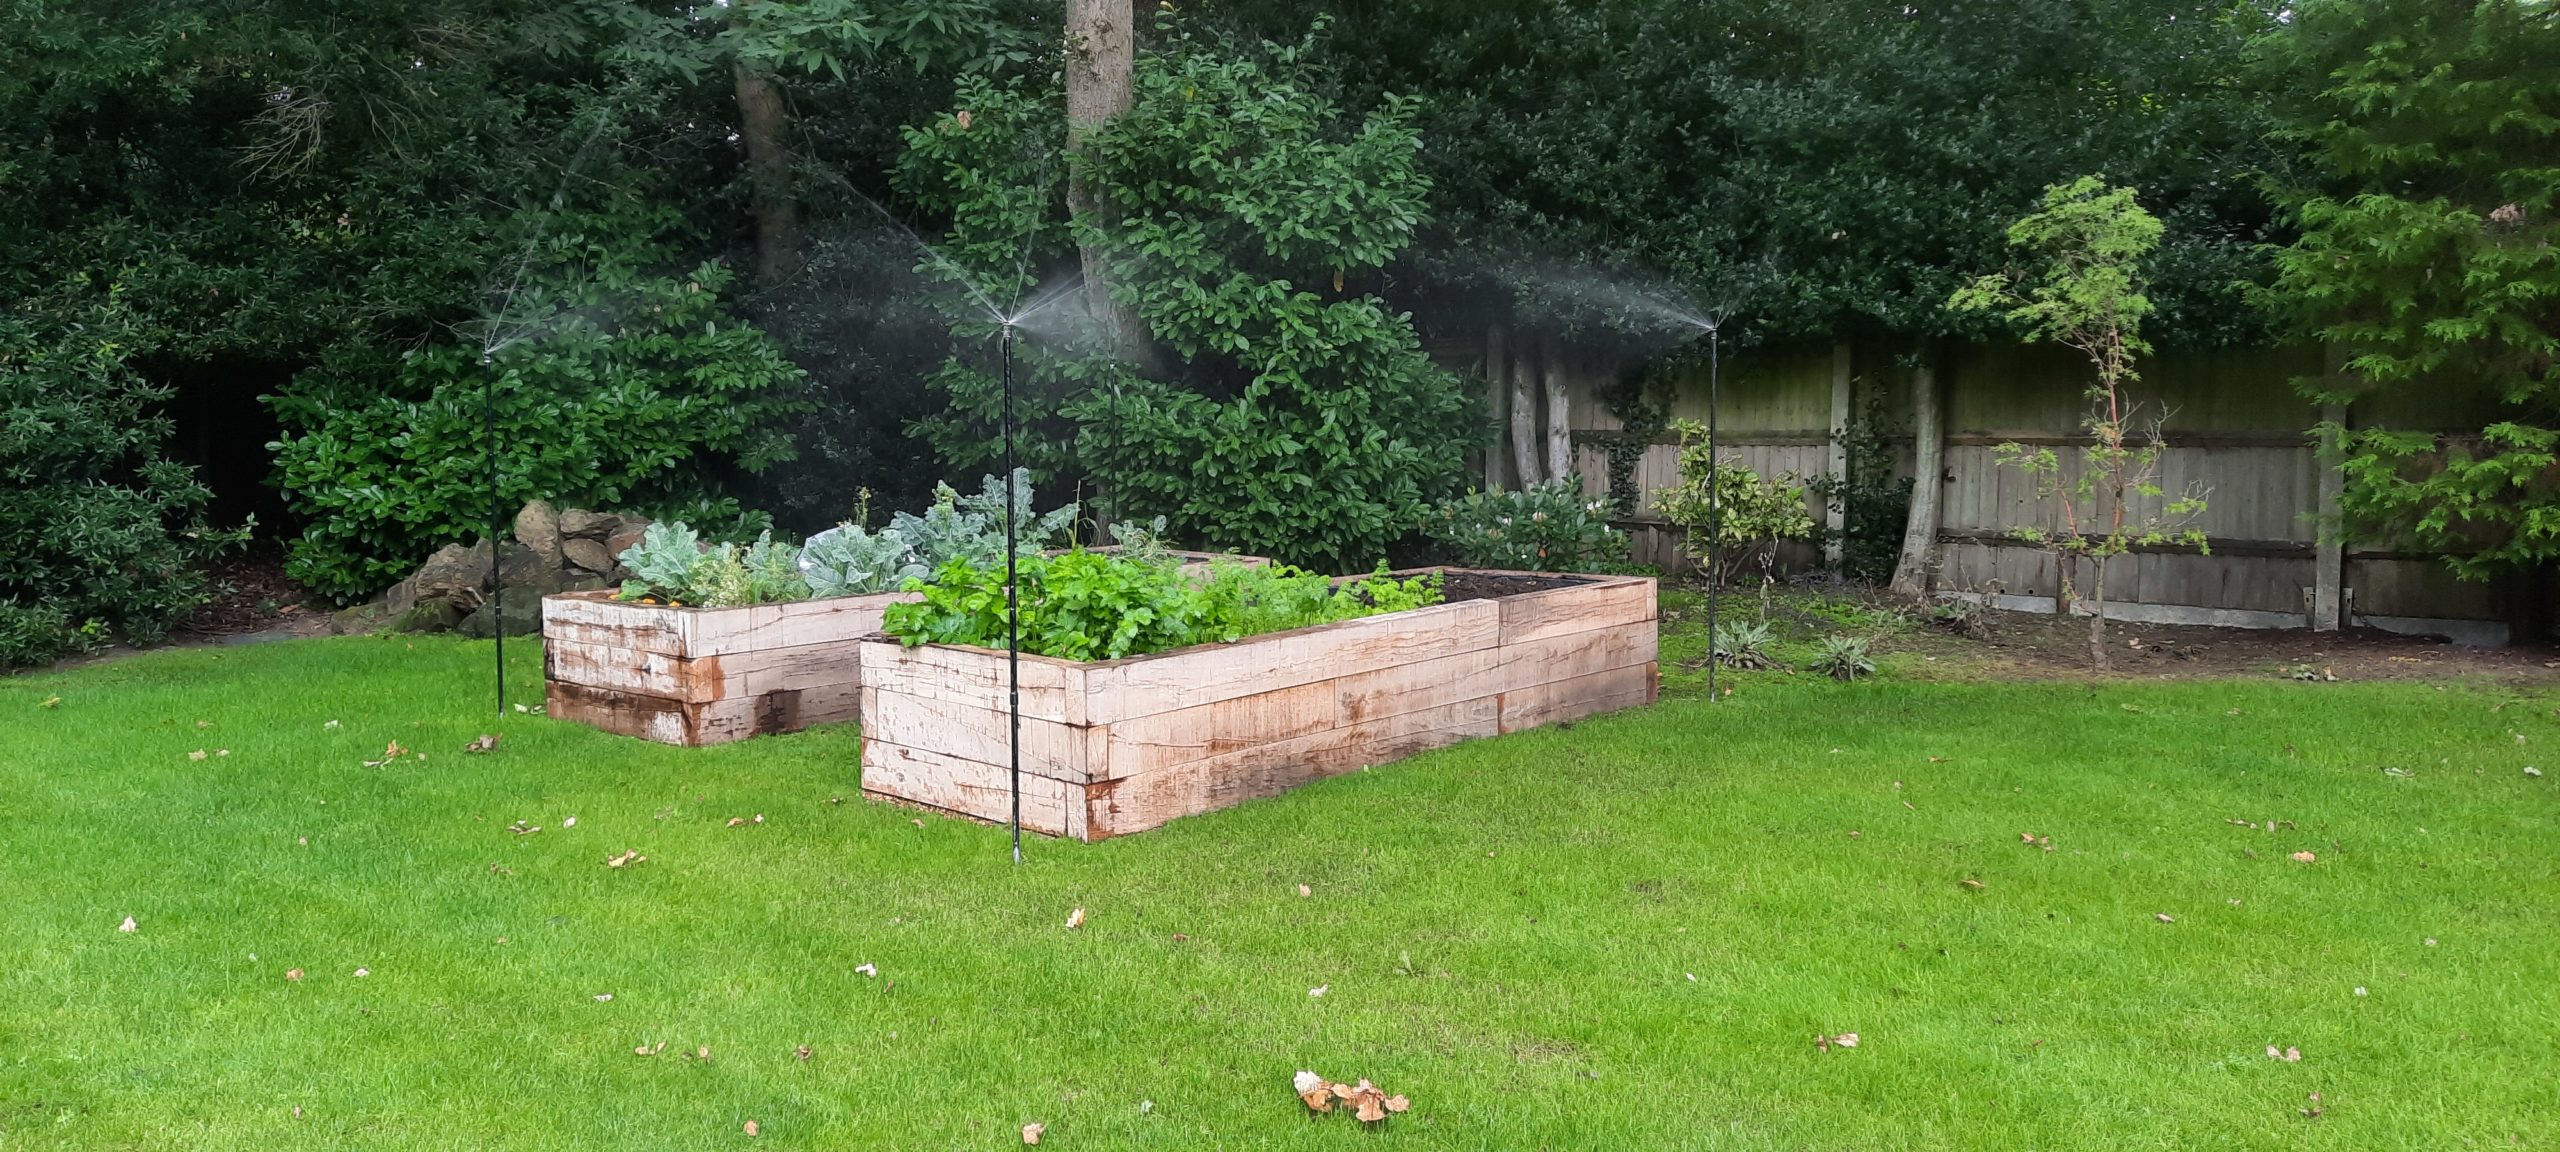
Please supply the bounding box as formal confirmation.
[269,210,811,602]
[1651,421,1817,592]
[0,303,244,667]
[2256,0,2560,581]
[887,470,1079,570]
[883,552,1446,661]
[1711,620,1775,670]
[1423,482,1630,573]
[798,522,926,598]
[1949,177,2208,672]
[1802,389,1916,583]
[1809,635,1876,682]
[898,29,1474,571]
[613,524,804,609]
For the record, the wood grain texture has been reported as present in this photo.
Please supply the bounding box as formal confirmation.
[863,739,1086,839]
[541,589,906,745]
[1087,696,1503,840]
[1079,598,1502,725]
[859,686,1101,782]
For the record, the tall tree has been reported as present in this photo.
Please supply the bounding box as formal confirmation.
[2257,0,2560,583]
[1064,0,1146,358]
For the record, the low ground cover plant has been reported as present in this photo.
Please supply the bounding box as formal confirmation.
[882,554,1443,661]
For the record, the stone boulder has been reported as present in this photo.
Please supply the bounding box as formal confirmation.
[514,499,563,567]
[340,501,650,636]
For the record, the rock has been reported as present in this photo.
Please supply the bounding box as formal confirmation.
[382,573,422,616]
[457,597,543,639]
[559,508,621,540]
[331,603,393,636]
[393,599,464,634]
[563,536,615,575]
[496,541,578,599]
[605,522,647,556]
[412,542,493,603]
[514,500,563,566]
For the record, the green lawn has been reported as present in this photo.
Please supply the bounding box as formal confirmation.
[2,629,2555,1149]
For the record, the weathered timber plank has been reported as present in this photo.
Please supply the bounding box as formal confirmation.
[1102,678,1342,779]
[1496,576,1657,646]
[681,592,911,657]
[1080,598,1502,725]
[546,637,864,704]
[694,681,861,743]
[547,678,697,744]
[1086,696,1503,840]
[1496,663,1656,733]
[856,640,1083,725]
[540,589,909,658]
[858,686,1100,782]
[1334,621,1657,726]
[861,739,1086,839]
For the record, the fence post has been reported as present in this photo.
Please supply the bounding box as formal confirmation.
[1824,343,1851,567]
[2311,399,2347,631]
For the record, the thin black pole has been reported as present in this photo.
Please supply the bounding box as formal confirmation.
[485,357,505,717]
[1001,324,1022,864]
[1705,327,1720,704]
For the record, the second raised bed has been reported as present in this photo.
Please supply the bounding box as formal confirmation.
[858,569,1657,840]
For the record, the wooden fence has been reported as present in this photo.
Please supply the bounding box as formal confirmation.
[1442,333,2540,645]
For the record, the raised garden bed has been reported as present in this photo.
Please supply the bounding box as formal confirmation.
[858,569,1657,840]
[541,550,1258,746]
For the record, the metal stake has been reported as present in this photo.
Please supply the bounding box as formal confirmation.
[1705,326,1721,704]
[485,355,505,717]
[1001,323,1022,864]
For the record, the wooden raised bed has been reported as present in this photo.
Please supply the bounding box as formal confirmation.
[541,550,1260,746]
[858,569,1657,840]
[543,589,911,745]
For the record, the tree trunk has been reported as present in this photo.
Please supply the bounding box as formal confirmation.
[1888,342,1943,599]
[1065,0,1147,362]
[2087,557,2111,672]
[1484,324,1511,489]
[1542,332,1572,485]
[733,56,800,286]
[1508,333,1544,486]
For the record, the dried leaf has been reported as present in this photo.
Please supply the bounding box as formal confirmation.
[743,1119,760,1137]
[2290,851,2317,863]
[2155,913,2175,923]
[605,849,646,868]
[1354,1093,1385,1123]
[1297,883,1311,898]
[855,962,878,977]
[1384,1094,1410,1113]
[1959,878,1985,891]
[286,968,304,981]
[562,816,576,828]
[727,817,745,827]
[1066,906,1086,930]
[795,1045,812,1061]
[118,916,137,932]
[1308,984,1328,998]
[462,734,500,754]
[1834,1033,1859,1049]
[39,696,61,709]
[506,820,540,836]
[594,993,613,1002]
[352,967,369,977]
[188,749,208,761]
[1021,1122,1043,1144]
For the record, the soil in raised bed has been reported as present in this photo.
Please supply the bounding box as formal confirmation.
[1438,571,1597,604]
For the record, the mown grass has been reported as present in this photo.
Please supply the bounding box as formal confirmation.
[2,628,2555,1149]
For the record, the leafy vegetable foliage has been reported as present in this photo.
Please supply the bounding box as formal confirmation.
[882,554,1444,661]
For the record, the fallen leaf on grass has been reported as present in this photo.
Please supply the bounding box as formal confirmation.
[196,719,213,729]
[1020,1122,1043,1144]
[794,1045,811,1061]
[1297,883,1311,898]
[593,993,613,1002]
[743,1119,760,1137]
[2156,913,2176,923]
[324,719,339,729]
[1066,907,1086,929]
[605,850,646,868]
[188,750,208,761]
[855,962,878,977]
[2266,1044,2301,1062]
[634,1041,665,1056]
[1815,1032,1860,1052]
[2020,832,2054,851]
[2527,767,2543,778]
[2290,851,2317,863]
[286,968,304,981]
[40,696,60,709]
[1308,984,1329,998]
[910,818,924,827]
[362,741,410,768]
[1293,1072,1408,1123]
[118,916,136,932]
[1958,879,1985,891]
[352,967,369,977]
[562,816,575,828]
[462,734,499,754]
